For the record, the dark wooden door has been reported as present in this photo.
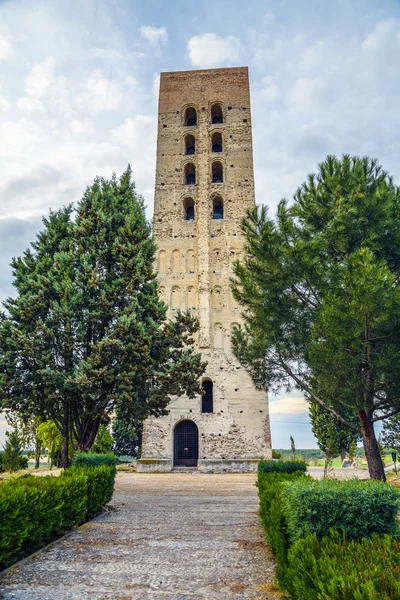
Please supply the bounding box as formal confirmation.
[174,420,199,467]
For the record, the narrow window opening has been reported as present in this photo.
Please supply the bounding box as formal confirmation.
[184,197,195,221]
[213,196,224,220]
[185,163,196,185]
[212,161,223,184]
[201,380,213,413]
[212,132,222,153]
[185,134,195,155]
[185,107,197,126]
[211,104,223,124]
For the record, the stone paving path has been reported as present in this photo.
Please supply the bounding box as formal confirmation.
[0,473,280,600]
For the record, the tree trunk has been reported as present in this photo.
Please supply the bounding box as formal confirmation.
[359,410,385,481]
[34,440,41,470]
[61,399,70,469]
[340,448,346,462]
[78,416,102,452]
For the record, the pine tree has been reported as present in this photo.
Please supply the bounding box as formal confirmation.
[0,168,206,467]
[2,430,27,472]
[232,155,400,480]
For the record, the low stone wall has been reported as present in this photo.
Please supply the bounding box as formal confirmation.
[136,458,264,473]
[136,459,172,473]
[198,458,261,473]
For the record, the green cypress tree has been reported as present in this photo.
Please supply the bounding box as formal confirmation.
[0,168,206,467]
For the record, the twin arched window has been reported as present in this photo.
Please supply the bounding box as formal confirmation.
[201,379,213,413]
[184,104,223,127]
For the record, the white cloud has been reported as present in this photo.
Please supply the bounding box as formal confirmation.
[111,115,157,198]
[269,396,309,415]
[0,35,13,61]
[24,57,56,98]
[187,33,242,68]
[17,96,44,112]
[362,18,399,51]
[0,96,11,111]
[140,25,168,46]
[70,119,93,134]
[76,70,123,113]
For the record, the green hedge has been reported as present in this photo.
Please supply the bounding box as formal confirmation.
[257,470,400,598]
[283,477,400,543]
[0,464,116,571]
[62,464,116,518]
[73,452,119,467]
[258,459,307,474]
[286,530,400,600]
[257,470,310,588]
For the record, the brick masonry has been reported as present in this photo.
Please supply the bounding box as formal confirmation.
[138,67,272,473]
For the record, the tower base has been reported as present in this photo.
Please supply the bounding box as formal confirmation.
[136,457,270,473]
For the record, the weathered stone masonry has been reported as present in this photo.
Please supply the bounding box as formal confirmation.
[137,67,272,473]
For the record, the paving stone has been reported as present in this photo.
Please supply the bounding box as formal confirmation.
[0,473,281,599]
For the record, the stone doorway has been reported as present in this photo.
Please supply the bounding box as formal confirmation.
[174,420,199,467]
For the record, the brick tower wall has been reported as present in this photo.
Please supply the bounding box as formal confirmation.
[138,67,272,473]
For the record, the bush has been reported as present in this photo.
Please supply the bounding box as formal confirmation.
[257,470,310,588]
[283,477,400,543]
[0,451,3,473]
[272,449,282,459]
[73,452,119,468]
[62,464,116,518]
[286,530,400,600]
[0,465,116,571]
[258,459,307,474]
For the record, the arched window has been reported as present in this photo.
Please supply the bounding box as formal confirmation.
[171,286,181,309]
[201,379,213,413]
[213,196,224,219]
[185,134,195,155]
[211,104,223,124]
[172,249,181,273]
[185,163,196,185]
[212,161,223,183]
[211,132,222,153]
[158,250,167,273]
[186,249,195,273]
[213,323,224,349]
[187,286,196,310]
[184,197,195,221]
[185,107,197,127]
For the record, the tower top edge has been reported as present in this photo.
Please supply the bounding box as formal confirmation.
[160,66,249,79]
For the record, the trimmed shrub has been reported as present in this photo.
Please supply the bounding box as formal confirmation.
[258,459,307,474]
[73,452,119,467]
[286,530,400,600]
[62,464,116,518]
[257,470,310,588]
[283,477,400,543]
[0,465,116,571]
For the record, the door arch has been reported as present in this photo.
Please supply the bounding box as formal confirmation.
[173,420,199,467]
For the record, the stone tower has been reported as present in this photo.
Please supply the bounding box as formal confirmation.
[137,67,272,473]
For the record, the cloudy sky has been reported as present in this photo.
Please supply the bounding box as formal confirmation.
[0,0,396,448]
